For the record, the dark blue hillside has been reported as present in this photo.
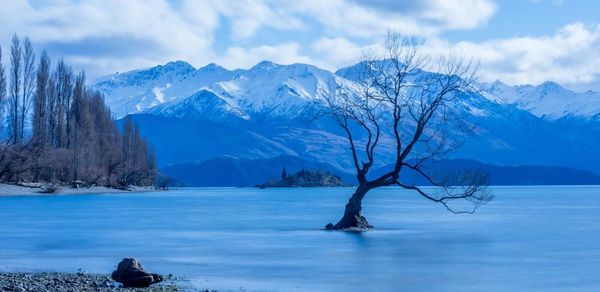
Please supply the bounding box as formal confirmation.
[162,155,354,187]
[371,159,600,186]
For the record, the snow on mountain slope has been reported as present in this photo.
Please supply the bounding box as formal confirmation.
[336,61,600,121]
[93,60,340,119]
[209,61,339,116]
[482,80,600,120]
[336,60,496,120]
[146,89,249,121]
[93,61,240,118]
[95,59,600,122]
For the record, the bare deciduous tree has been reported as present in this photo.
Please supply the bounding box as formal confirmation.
[20,37,35,142]
[0,35,157,187]
[9,34,22,144]
[46,73,57,147]
[0,45,27,182]
[0,45,7,139]
[120,116,154,187]
[324,33,492,230]
[33,50,50,148]
[54,59,73,148]
[0,143,30,181]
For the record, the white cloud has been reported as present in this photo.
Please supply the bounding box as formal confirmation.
[2,0,598,91]
[423,23,600,87]
[211,0,305,40]
[0,0,497,79]
[0,0,219,77]
[311,22,600,90]
[215,43,312,69]
[311,37,366,70]
[286,0,496,38]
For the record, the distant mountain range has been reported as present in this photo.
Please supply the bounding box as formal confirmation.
[98,60,600,186]
[163,156,600,187]
[372,159,600,186]
[162,155,354,187]
[481,80,600,120]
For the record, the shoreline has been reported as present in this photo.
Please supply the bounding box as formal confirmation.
[0,272,190,291]
[0,183,156,196]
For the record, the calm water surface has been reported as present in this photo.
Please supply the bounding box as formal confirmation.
[1,186,600,291]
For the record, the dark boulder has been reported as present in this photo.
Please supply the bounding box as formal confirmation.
[111,258,163,288]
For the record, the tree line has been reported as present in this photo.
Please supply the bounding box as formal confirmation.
[0,35,156,187]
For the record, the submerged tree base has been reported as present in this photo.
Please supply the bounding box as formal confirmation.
[325,214,374,231]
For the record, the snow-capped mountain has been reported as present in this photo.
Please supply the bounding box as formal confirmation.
[482,80,600,120]
[94,60,339,120]
[94,60,600,177]
[147,89,248,121]
[94,61,239,118]
[95,59,600,123]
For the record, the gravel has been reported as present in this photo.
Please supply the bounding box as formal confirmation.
[0,272,211,291]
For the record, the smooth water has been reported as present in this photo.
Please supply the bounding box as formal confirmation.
[1,186,600,291]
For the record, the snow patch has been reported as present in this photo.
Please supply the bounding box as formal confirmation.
[152,87,166,103]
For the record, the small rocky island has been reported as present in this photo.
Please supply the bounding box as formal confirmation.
[258,169,349,188]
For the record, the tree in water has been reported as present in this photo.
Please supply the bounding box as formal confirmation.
[324,32,493,230]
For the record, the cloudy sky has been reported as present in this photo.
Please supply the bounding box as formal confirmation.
[1,0,600,91]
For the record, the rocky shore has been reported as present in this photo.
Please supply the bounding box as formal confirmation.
[0,183,155,196]
[0,272,202,291]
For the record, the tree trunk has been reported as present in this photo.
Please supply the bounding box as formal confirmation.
[325,184,374,230]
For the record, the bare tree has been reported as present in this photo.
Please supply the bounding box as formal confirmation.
[54,59,74,148]
[0,44,27,182]
[46,73,57,147]
[0,45,7,140]
[324,33,492,230]
[33,50,50,147]
[0,35,157,187]
[9,34,22,144]
[20,37,35,142]
[119,116,155,187]
[0,143,30,182]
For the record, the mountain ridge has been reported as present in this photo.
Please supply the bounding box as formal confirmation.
[164,155,600,187]
[99,60,600,176]
[481,79,600,120]
[94,59,600,121]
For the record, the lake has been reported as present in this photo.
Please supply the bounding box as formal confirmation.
[1,186,600,291]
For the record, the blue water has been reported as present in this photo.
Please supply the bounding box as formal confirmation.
[1,186,600,291]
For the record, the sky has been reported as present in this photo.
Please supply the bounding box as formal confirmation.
[1,0,600,91]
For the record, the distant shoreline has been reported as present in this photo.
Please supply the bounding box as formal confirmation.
[0,183,156,196]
